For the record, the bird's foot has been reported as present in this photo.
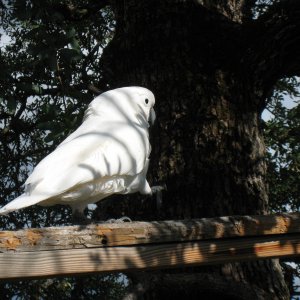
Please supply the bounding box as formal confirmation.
[151,184,167,210]
[107,216,132,223]
[151,184,167,194]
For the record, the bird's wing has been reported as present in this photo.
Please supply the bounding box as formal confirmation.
[25,117,150,199]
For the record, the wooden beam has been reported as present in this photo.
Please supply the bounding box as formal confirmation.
[1,212,300,252]
[1,233,300,279]
[0,212,300,279]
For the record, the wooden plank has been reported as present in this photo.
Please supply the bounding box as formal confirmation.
[1,212,300,252]
[1,233,300,279]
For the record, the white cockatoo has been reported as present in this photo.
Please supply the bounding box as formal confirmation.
[0,86,156,217]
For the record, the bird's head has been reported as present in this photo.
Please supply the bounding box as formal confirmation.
[89,86,156,126]
[133,87,156,126]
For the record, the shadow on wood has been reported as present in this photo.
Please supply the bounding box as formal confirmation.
[1,212,300,279]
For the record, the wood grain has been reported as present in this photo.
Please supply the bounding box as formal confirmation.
[1,233,300,279]
[1,212,300,252]
[1,213,300,279]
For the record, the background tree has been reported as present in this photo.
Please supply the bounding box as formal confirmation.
[0,0,300,299]
[264,78,300,213]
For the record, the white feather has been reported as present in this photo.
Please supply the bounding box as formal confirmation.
[0,86,155,215]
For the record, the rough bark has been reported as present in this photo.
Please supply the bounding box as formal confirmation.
[99,0,294,298]
[249,0,300,97]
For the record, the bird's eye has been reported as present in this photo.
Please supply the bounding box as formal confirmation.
[145,98,149,104]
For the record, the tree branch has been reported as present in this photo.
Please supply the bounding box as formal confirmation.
[248,0,300,96]
[194,0,256,22]
[52,0,110,21]
[24,83,102,97]
[145,273,266,300]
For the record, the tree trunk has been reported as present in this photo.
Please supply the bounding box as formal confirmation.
[99,1,290,299]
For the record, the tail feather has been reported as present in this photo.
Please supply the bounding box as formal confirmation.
[0,195,44,215]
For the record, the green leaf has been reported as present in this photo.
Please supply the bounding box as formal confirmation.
[6,97,17,113]
[32,84,42,94]
[59,48,82,64]
[66,28,76,39]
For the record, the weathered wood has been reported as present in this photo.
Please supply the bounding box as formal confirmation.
[1,212,300,279]
[1,233,300,279]
[1,212,300,252]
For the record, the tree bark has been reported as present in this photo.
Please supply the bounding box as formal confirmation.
[249,0,300,96]
[99,0,291,298]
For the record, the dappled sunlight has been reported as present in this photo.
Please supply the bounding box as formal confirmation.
[0,87,156,216]
[2,0,300,297]
[1,212,300,280]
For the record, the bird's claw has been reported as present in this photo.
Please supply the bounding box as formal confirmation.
[151,184,167,194]
[150,184,167,210]
[107,216,132,223]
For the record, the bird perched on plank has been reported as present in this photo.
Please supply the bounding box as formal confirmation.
[0,86,156,219]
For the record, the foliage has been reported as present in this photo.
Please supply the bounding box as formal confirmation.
[0,275,128,300]
[0,0,114,229]
[0,0,125,298]
[264,78,300,298]
[264,78,300,213]
[0,0,300,298]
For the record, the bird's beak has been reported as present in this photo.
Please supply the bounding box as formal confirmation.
[149,108,156,125]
